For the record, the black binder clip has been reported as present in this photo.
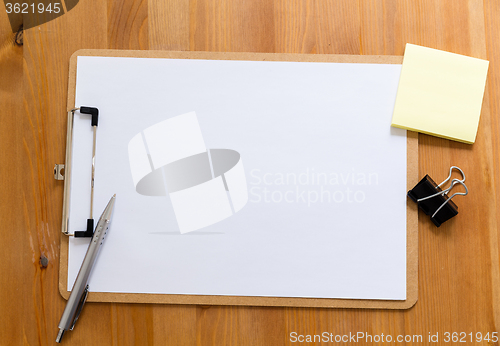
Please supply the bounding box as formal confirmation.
[408,166,468,227]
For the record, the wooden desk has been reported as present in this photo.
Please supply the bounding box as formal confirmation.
[1,0,498,345]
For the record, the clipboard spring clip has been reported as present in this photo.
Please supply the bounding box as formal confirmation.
[56,106,100,237]
[408,166,468,227]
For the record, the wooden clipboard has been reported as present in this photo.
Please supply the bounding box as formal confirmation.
[59,50,418,309]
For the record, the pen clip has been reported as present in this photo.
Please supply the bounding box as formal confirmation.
[70,284,89,330]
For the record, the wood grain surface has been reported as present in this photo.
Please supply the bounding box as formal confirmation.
[0,0,498,345]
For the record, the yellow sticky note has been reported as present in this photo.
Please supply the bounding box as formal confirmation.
[391,44,489,144]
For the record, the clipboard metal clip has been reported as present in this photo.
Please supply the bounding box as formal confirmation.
[408,166,468,227]
[56,106,99,237]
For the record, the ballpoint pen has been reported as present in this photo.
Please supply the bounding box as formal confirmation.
[56,194,116,343]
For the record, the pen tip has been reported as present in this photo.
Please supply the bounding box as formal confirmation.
[113,194,116,198]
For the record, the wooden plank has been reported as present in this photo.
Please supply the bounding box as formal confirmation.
[108,0,149,50]
[188,0,275,52]
[483,0,500,334]
[18,0,108,344]
[357,0,499,341]
[0,5,26,345]
[148,0,189,50]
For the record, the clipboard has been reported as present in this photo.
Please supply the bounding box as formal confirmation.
[59,50,418,309]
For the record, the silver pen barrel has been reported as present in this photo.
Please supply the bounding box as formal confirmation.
[56,194,116,343]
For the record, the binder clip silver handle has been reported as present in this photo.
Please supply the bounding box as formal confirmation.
[417,166,468,219]
[408,166,469,227]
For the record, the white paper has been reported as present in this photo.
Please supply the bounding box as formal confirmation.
[128,133,152,186]
[69,56,406,300]
[143,112,207,169]
[170,176,233,233]
[224,158,248,212]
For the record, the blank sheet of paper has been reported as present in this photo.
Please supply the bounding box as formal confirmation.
[68,57,407,300]
[391,43,489,144]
